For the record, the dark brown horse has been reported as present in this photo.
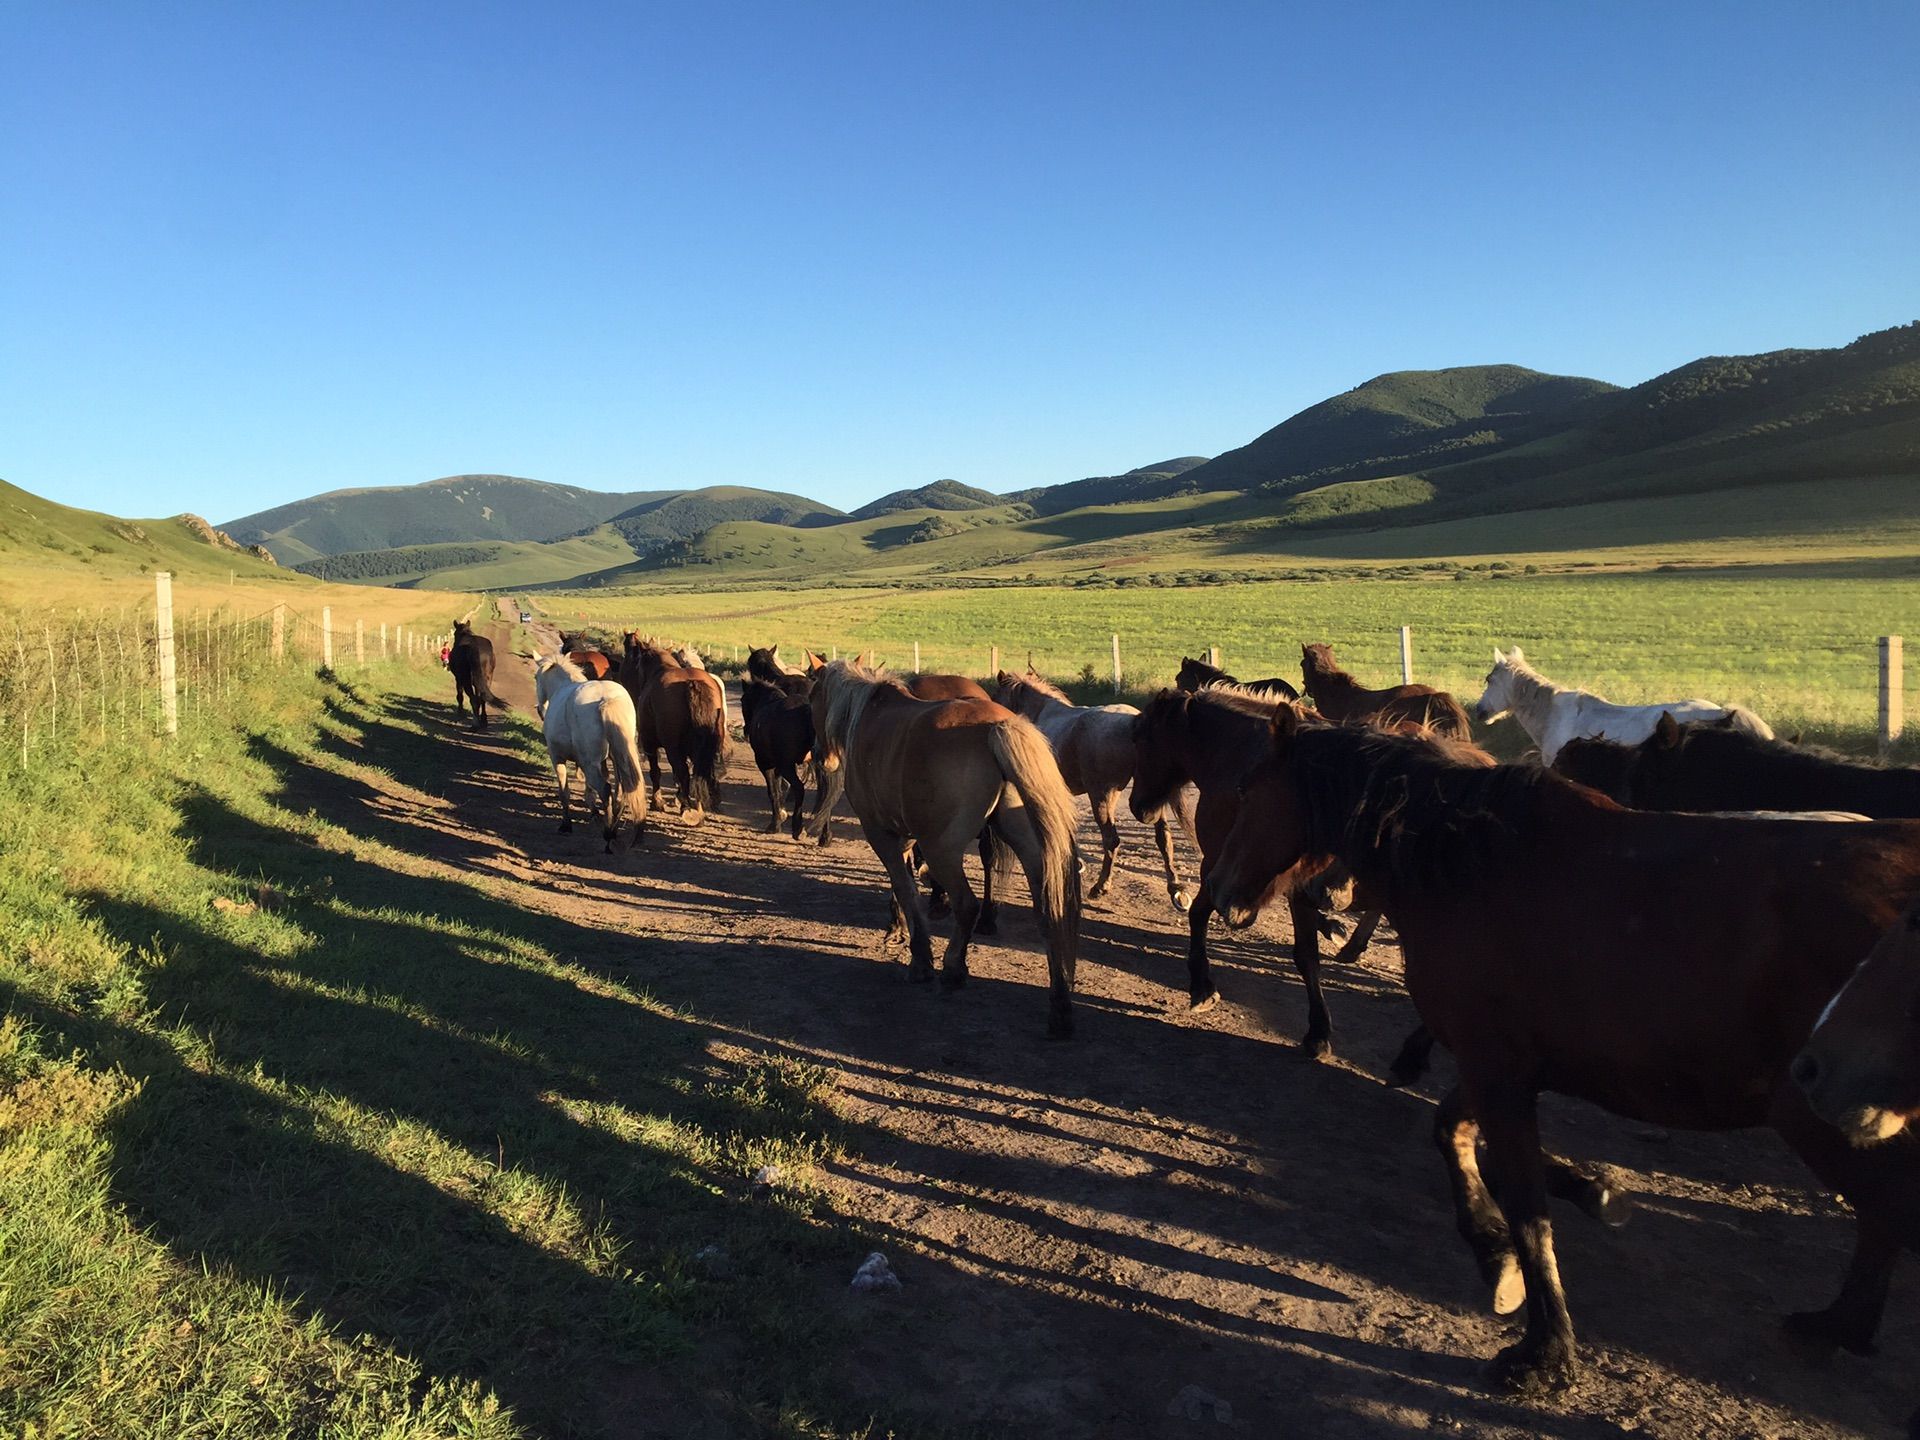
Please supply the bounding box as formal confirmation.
[742,672,822,841]
[620,634,728,821]
[448,620,502,730]
[1299,642,1470,737]
[1558,711,1920,817]
[1176,655,1299,702]
[1796,897,1920,1146]
[1208,710,1920,1399]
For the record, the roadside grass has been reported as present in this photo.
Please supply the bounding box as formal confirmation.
[0,660,924,1439]
[540,570,1920,760]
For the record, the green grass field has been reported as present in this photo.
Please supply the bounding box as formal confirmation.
[0,654,915,1439]
[543,565,1920,757]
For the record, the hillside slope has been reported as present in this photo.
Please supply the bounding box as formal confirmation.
[224,474,672,564]
[849,479,1003,519]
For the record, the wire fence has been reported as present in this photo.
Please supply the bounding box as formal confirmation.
[0,590,457,771]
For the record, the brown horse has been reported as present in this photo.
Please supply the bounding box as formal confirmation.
[1127,686,1368,1053]
[1176,655,1298,702]
[1208,710,1920,1398]
[620,634,728,821]
[1299,642,1470,737]
[448,620,502,730]
[808,660,1082,1037]
[566,648,615,681]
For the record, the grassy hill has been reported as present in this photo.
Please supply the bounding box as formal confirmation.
[1009,456,1211,516]
[604,486,844,554]
[223,474,673,565]
[848,478,1003,519]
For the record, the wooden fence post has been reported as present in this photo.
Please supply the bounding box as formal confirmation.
[155,571,178,736]
[989,644,999,677]
[271,603,285,661]
[1880,636,1904,757]
[1111,634,1122,692]
[913,640,921,672]
[1207,645,1219,668]
[355,618,365,668]
[380,621,388,659]
[1400,625,1414,685]
[321,607,333,671]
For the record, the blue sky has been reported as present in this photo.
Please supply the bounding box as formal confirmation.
[3,2,1916,522]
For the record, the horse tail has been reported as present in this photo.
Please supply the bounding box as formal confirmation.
[988,718,1082,1028]
[1431,692,1471,740]
[688,678,728,812]
[472,654,508,712]
[604,694,648,826]
[1724,705,1774,742]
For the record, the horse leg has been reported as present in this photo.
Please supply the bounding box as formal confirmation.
[781,763,805,840]
[1332,908,1383,964]
[1185,874,1219,1013]
[1153,817,1190,912]
[1543,1155,1632,1229]
[990,805,1075,1039]
[1784,1213,1901,1357]
[921,843,980,991]
[1286,889,1333,1059]
[975,829,999,935]
[1387,1024,1438,1087]
[761,767,784,834]
[867,824,934,978]
[553,759,573,833]
[673,746,702,824]
[1087,791,1121,901]
[1433,1086,1522,1316]
[1473,1082,1578,1394]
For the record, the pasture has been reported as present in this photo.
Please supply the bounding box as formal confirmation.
[4,598,1918,1437]
[543,566,1920,756]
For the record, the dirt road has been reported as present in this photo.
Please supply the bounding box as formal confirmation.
[421,614,1916,1437]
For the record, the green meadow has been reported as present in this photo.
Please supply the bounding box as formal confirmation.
[545,563,1920,757]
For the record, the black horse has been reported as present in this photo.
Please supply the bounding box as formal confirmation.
[449,620,502,730]
[742,673,826,840]
[1176,655,1299,702]
[1556,712,1920,817]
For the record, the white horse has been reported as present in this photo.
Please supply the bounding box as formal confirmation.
[993,669,1190,910]
[534,653,649,851]
[1472,646,1774,765]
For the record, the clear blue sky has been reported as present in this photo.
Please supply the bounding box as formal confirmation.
[3,1,1916,522]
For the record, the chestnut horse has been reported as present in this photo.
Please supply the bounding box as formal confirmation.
[448,620,502,730]
[1176,655,1298,702]
[1208,711,1920,1400]
[620,634,728,821]
[1300,641,1470,737]
[1558,711,1920,817]
[808,660,1082,1037]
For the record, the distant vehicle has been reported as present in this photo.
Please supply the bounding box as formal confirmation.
[518,610,532,623]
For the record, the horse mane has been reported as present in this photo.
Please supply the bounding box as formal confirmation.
[1190,681,1290,716]
[538,652,587,681]
[815,660,910,748]
[1664,719,1869,770]
[1002,670,1073,706]
[1290,724,1574,892]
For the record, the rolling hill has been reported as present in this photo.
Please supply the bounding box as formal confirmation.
[850,479,1003,519]
[224,474,674,565]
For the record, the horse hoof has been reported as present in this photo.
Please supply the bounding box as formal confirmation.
[1088,881,1110,901]
[680,808,706,827]
[1171,890,1191,913]
[908,962,936,983]
[1784,1308,1878,1357]
[1491,1257,1526,1316]
[1302,1034,1333,1061]
[940,969,967,991]
[1485,1339,1575,1396]
[975,915,999,937]
[1046,1015,1075,1041]
[1188,991,1220,1015]
[1577,1182,1632,1230]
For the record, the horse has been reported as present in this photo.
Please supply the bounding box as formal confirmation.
[994,669,1189,910]
[741,672,824,841]
[1471,645,1772,765]
[1128,685,1382,1054]
[533,653,648,851]
[807,660,1082,1037]
[1206,710,1920,1398]
[748,643,808,687]
[448,620,503,730]
[1557,711,1920,817]
[1176,655,1299,702]
[1300,642,1470,737]
[619,634,728,822]
[566,648,616,681]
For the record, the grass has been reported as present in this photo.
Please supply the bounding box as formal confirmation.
[0,655,922,1439]
[542,566,1920,759]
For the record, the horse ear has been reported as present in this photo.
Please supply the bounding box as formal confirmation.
[1787,731,1803,746]
[1270,703,1302,747]
[1654,712,1682,747]
[1493,647,1504,664]
[1508,645,1524,664]
[854,650,872,667]
[769,642,780,657]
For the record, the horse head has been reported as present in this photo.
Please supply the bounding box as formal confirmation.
[1209,704,1315,928]
[1472,647,1518,723]
[1793,898,1920,1145]
[1129,690,1195,822]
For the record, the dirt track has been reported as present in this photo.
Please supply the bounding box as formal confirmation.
[419,613,1916,1437]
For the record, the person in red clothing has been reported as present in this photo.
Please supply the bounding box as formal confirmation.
[439,642,452,668]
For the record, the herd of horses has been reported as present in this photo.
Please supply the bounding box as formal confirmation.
[458,619,1920,1432]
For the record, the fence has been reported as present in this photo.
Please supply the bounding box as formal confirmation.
[0,573,458,769]
[573,618,1912,759]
